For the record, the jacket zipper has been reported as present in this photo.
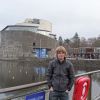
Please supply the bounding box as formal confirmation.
[59,64,61,91]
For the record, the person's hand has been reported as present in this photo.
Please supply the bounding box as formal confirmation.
[49,87,53,91]
[65,90,69,93]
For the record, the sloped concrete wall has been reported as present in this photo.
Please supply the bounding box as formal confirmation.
[0,31,58,59]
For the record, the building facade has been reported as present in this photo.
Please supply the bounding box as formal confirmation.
[0,19,58,59]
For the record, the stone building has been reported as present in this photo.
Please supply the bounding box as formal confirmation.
[0,19,58,59]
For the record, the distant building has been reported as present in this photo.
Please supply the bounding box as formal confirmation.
[66,47,100,59]
[0,18,58,59]
[2,18,55,38]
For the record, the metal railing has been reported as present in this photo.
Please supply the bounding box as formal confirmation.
[0,70,100,100]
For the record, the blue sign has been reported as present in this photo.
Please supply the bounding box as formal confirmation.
[40,49,47,58]
[26,91,45,100]
[35,48,47,58]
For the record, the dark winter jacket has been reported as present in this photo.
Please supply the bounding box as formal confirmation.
[46,59,75,92]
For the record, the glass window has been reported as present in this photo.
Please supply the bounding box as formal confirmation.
[4,26,38,33]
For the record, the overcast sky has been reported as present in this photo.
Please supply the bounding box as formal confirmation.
[0,0,100,39]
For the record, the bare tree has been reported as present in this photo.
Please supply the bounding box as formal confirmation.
[71,32,80,48]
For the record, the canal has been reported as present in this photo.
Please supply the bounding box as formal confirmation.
[0,59,100,100]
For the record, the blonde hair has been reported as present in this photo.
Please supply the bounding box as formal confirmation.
[55,46,67,57]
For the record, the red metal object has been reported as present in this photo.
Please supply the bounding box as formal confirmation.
[73,76,90,100]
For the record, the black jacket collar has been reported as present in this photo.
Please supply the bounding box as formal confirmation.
[56,58,66,64]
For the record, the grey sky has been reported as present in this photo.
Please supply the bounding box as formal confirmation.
[0,0,100,39]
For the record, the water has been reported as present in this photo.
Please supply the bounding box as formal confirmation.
[0,60,47,88]
[0,60,99,100]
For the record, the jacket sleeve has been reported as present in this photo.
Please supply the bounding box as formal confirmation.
[46,61,53,89]
[67,62,75,91]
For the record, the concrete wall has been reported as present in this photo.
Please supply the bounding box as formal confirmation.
[0,30,58,59]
